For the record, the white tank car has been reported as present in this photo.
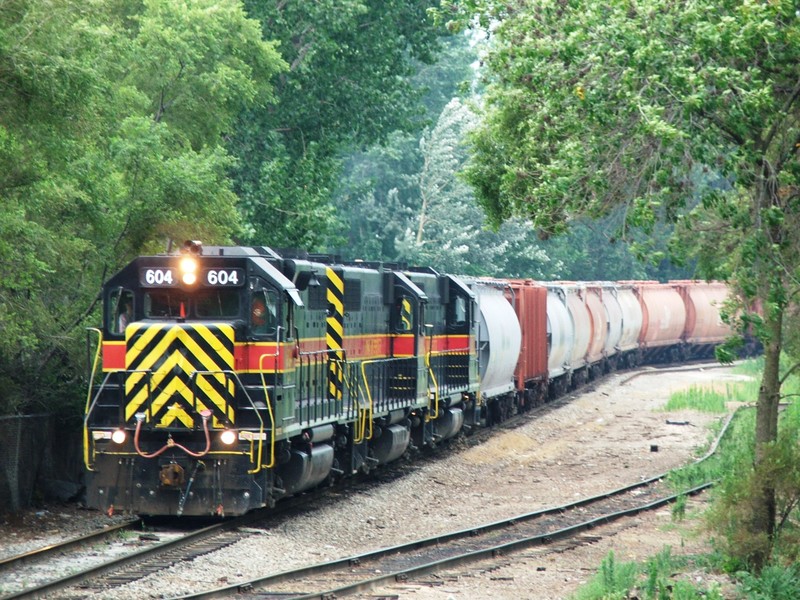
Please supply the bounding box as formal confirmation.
[546,286,574,379]
[468,281,522,399]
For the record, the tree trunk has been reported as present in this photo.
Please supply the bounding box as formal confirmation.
[750,302,783,570]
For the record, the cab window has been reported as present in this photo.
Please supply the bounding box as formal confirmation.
[447,295,468,331]
[144,291,188,318]
[109,289,134,334]
[394,296,414,333]
[196,290,240,318]
[251,290,278,336]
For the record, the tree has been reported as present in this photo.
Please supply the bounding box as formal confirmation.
[231,0,445,249]
[0,0,284,415]
[444,0,800,568]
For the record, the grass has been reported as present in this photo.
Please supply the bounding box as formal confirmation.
[572,548,725,600]
[574,355,800,600]
[663,385,729,413]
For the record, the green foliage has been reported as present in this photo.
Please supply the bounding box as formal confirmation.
[672,494,688,523]
[737,564,800,600]
[707,404,800,569]
[332,33,684,279]
[664,386,728,413]
[232,0,445,249]
[0,0,283,415]
[574,551,639,600]
[667,406,754,497]
[573,548,722,600]
[461,0,800,239]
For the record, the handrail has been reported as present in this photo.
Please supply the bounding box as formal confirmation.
[357,360,376,442]
[83,328,104,471]
[257,348,279,472]
[425,351,440,420]
[425,335,440,421]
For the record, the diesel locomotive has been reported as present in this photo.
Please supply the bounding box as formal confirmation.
[84,241,733,517]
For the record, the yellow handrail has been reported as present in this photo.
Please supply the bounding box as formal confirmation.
[425,349,440,420]
[356,360,375,442]
[255,349,279,473]
[83,328,103,471]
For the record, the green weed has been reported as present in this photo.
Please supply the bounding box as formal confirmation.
[664,385,728,413]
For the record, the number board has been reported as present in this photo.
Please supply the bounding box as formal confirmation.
[202,269,244,287]
[140,268,176,287]
[139,267,244,287]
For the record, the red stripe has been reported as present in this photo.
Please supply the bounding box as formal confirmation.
[103,334,475,373]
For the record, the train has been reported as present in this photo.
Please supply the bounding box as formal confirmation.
[83,241,734,517]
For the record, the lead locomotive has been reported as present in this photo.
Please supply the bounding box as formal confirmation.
[84,242,481,516]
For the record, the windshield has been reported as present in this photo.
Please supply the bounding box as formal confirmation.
[196,290,240,318]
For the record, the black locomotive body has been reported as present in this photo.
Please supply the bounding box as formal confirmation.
[84,243,480,516]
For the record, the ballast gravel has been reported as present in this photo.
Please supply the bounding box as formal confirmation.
[0,365,751,599]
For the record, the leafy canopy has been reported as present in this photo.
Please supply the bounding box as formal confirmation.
[453,0,800,250]
[0,0,284,414]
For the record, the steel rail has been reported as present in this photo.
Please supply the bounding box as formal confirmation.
[1,511,266,600]
[174,479,714,600]
[0,518,140,573]
[284,482,715,600]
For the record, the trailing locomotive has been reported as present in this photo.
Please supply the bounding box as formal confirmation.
[84,242,733,517]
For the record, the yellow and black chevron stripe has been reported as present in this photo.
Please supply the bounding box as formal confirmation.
[124,323,235,428]
[326,267,344,401]
[400,297,413,331]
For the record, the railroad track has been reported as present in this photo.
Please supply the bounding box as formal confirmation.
[0,469,413,600]
[0,515,242,600]
[0,518,140,575]
[0,362,734,600]
[172,477,713,599]
[166,395,739,600]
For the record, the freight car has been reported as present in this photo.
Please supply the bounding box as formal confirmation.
[84,242,733,517]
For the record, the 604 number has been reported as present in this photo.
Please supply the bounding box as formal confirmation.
[141,268,175,286]
[204,269,242,287]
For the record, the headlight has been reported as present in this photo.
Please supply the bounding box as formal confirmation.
[220,430,237,445]
[111,429,127,444]
[179,256,198,285]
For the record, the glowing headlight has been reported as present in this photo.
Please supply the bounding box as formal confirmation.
[111,429,127,444]
[180,256,197,273]
[179,256,198,285]
[220,430,237,445]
